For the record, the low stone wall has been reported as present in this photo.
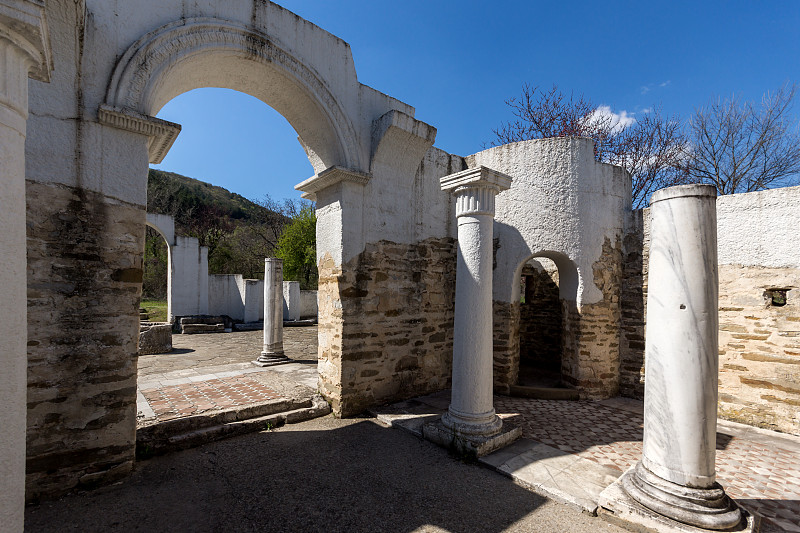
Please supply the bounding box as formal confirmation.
[26,181,139,501]
[317,238,456,416]
[300,290,318,318]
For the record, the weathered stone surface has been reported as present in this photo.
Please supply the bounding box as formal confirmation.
[26,181,141,501]
[317,238,456,416]
[717,264,800,435]
[562,237,623,400]
[138,324,172,355]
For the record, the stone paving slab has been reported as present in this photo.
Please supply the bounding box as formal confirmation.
[375,391,800,532]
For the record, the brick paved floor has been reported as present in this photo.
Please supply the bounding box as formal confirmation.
[137,326,319,425]
[494,396,800,532]
[141,375,284,422]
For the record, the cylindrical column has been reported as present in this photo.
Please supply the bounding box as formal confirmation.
[623,184,741,530]
[253,258,289,366]
[0,25,49,531]
[440,167,512,437]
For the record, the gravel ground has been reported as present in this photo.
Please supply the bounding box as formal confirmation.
[25,415,629,533]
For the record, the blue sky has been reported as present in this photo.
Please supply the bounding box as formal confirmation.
[152,1,800,203]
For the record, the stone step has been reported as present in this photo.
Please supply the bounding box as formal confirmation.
[136,395,330,457]
[181,323,225,334]
[179,316,225,326]
[508,385,580,401]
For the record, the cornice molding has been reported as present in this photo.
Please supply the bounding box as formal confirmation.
[98,105,181,164]
[295,166,371,201]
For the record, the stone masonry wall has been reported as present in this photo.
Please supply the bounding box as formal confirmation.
[493,238,622,398]
[26,181,141,501]
[493,300,520,392]
[619,209,649,399]
[621,207,800,435]
[717,265,800,435]
[561,237,622,399]
[317,238,456,416]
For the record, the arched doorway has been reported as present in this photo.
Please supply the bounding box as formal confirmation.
[508,251,581,399]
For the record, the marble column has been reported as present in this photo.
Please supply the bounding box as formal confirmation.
[0,3,51,530]
[253,258,289,366]
[440,166,512,437]
[623,184,741,529]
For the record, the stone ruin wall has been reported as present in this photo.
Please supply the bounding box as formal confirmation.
[620,186,800,436]
[560,237,623,399]
[327,239,457,417]
[26,181,142,501]
[315,147,462,417]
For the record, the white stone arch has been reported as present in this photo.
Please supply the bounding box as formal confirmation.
[99,17,363,172]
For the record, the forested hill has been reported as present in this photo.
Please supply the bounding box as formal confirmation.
[147,169,279,231]
[144,169,292,283]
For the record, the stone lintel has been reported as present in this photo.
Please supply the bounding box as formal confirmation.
[440,165,512,194]
[0,0,52,81]
[97,105,182,164]
[422,417,522,458]
[295,166,371,201]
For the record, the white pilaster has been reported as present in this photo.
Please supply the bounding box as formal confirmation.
[440,166,512,437]
[623,184,742,530]
[0,1,51,530]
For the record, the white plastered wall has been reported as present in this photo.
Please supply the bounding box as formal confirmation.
[465,137,630,306]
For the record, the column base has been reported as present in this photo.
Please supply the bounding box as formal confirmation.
[441,406,503,436]
[611,462,745,531]
[252,351,290,367]
[423,415,521,458]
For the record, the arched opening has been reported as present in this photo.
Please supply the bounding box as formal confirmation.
[112,19,344,438]
[510,251,580,399]
[518,257,562,388]
[141,224,170,323]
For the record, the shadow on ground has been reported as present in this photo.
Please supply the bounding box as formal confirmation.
[25,416,627,533]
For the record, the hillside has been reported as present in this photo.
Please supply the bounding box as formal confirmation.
[143,169,295,295]
[147,169,281,230]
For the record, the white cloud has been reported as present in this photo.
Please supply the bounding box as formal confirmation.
[588,105,637,134]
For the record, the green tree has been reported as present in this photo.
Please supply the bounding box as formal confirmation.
[275,203,317,289]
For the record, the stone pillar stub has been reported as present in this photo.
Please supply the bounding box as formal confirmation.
[423,166,521,457]
[616,184,743,530]
[283,281,301,322]
[253,258,290,367]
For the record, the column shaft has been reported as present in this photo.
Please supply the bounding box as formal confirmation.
[448,214,496,425]
[254,258,289,366]
[623,184,741,530]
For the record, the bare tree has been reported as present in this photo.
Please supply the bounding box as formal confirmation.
[688,84,800,195]
[493,84,690,207]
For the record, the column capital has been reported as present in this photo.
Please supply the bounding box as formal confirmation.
[440,166,512,217]
[0,0,52,82]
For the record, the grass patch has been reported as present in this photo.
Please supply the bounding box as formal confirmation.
[141,299,168,322]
